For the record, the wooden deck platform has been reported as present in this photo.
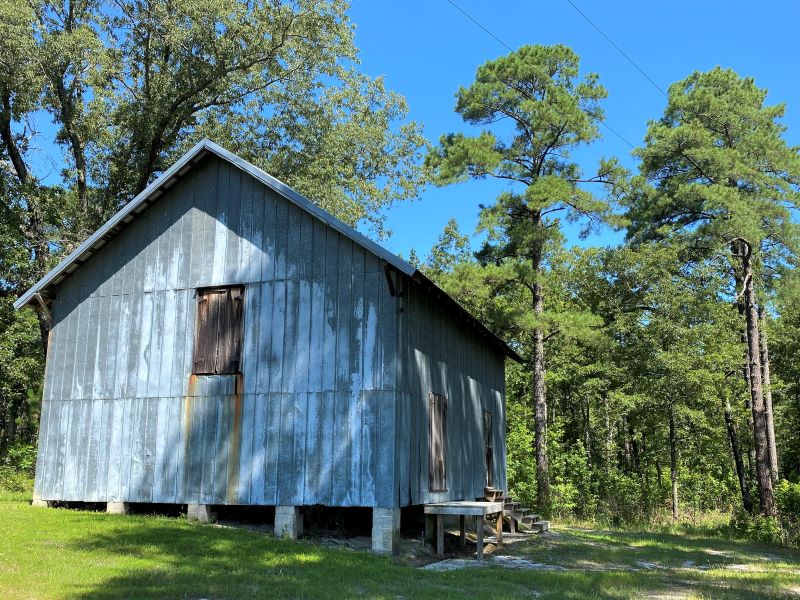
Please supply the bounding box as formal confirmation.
[424,501,504,559]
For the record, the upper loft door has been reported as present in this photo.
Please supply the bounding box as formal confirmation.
[193,286,245,375]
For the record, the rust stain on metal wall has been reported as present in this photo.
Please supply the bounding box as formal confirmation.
[182,373,197,496]
[226,373,243,504]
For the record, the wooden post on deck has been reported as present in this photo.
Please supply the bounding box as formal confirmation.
[496,512,503,545]
[476,515,484,559]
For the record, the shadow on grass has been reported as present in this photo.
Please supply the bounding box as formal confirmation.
[553,527,800,565]
[512,527,800,599]
[61,515,662,600]
[58,516,800,600]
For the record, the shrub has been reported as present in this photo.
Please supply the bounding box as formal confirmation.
[4,443,37,475]
[506,415,537,510]
[0,466,33,493]
[775,480,800,516]
[731,509,786,546]
[0,443,37,493]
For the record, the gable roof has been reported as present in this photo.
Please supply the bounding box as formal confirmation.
[15,139,521,362]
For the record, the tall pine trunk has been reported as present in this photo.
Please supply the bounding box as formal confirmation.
[734,271,757,488]
[531,238,549,513]
[584,397,591,462]
[724,394,753,513]
[740,245,777,516]
[603,394,613,470]
[669,403,679,520]
[758,306,779,482]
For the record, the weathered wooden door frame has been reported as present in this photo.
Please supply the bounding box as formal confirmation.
[428,392,448,492]
[484,410,494,488]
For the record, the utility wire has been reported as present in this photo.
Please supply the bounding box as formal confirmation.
[563,0,668,98]
[445,0,513,52]
[443,0,637,149]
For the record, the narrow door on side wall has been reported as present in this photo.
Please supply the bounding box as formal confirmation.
[484,410,494,488]
[429,392,448,492]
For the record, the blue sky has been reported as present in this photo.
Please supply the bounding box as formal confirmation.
[349,0,800,260]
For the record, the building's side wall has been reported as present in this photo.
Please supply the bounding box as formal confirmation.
[396,277,507,507]
[35,155,397,508]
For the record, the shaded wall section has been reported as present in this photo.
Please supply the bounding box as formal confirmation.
[396,276,507,507]
[35,155,398,508]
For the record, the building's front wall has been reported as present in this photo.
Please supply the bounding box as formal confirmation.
[35,155,399,508]
[396,278,507,507]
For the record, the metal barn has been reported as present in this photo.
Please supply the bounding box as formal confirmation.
[15,139,519,553]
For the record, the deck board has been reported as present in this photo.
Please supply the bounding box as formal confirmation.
[423,500,504,516]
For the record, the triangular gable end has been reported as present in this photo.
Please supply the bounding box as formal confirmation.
[15,139,521,363]
[14,139,414,311]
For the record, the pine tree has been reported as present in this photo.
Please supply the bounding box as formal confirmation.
[427,44,624,512]
[626,68,800,516]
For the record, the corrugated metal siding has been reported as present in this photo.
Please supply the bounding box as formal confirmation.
[35,156,397,508]
[396,276,507,507]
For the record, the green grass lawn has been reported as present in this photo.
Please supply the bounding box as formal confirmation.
[2,491,800,599]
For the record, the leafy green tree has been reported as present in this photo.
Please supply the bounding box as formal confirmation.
[626,68,800,516]
[427,44,624,511]
[556,243,747,520]
[422,217,472,283]
[771,270,800,482]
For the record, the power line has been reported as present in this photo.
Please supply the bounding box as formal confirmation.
[445,0,513,52]
[443,0,636,149]
[594,119,635,150]
[563,0,668,98]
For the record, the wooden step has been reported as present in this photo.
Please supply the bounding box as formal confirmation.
[509,508,535,518]
[523,513,540,521]
[483,487,504,502]
[500,494,549,534]
[530,520,549,533]
[511,517,533,532]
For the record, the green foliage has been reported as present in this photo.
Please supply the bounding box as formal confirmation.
[4,443,37,475]
[776,480,800,516]
[0,467,33,493]
[427,43,625,349]
[422,218,472,284]
[0,443,35,492]
[771,285,800,481]
[731,510,783,545]
[505,410,537,510]
[628,67,800,258]
[3,0,428,236]
[428,44,627,513]
[549,436,596,520]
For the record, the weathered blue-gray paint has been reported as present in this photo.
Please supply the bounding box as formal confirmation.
[395,274,507,506]
[28,148,510,510]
